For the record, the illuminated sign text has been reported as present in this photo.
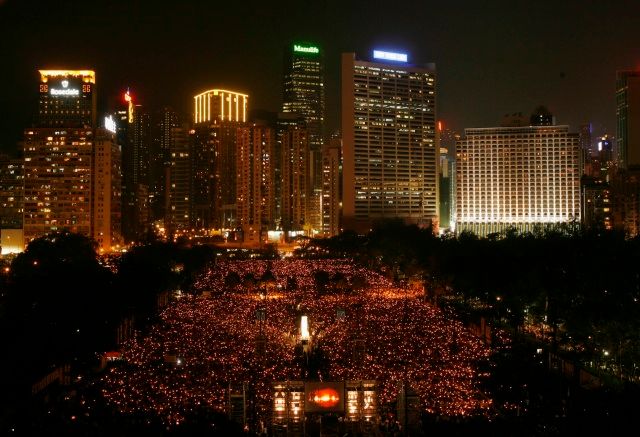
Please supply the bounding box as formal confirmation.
[373,50,408,62]
[50,88,80,96]
[294,44,319,54]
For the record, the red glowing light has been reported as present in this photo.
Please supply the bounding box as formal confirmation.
[438,121,443,132]
[124,90,132,103]
[309,388,340,408]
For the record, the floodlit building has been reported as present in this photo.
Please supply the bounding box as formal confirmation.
[456,112,581,236]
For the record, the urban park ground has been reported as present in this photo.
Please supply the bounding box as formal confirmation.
[98,259,499,432]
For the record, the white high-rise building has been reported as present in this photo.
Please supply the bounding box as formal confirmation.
[341,51,438,233]
[456,122,580,236]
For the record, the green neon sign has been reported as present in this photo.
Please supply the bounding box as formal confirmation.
[293,44,319,54]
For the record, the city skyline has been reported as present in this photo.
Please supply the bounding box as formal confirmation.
[1,0,640,154]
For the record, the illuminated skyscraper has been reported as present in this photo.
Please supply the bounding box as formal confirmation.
[236,123,275,242]
[341,51,438,233]
[37,70,96,128]
[456,113,581,236]
[283,42,325,233]
[616,70,640,169]
[192,89,249,229]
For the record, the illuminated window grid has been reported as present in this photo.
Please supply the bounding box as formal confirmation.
[456,126,580,235]
[351,61,437,222]
[23,129,93,245]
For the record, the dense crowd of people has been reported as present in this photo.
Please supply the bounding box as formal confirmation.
[101,259,494,427]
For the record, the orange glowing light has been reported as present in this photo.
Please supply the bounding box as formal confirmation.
[309,388,340,408]
[124,90,132,102]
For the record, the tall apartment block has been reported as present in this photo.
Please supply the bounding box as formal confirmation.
[456,112,581,236]
[236,123,275,242]
[93,127,122,251]
[341,50,438,233]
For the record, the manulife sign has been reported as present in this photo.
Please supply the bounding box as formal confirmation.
[294,44,319,54]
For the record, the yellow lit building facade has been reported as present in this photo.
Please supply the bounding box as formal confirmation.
[194,89,248,124]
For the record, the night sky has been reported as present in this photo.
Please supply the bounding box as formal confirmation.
[1,0,639,154]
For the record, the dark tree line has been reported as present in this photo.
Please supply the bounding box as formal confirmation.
[0,232,217,416]
[303,222,640,379]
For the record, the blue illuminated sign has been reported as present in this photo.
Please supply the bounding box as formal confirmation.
[373,50,408,62]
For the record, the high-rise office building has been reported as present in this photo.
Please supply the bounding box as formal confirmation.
[192,89,249,229]
[236,123,275,242]
[321,137,341,237]
[341,50,438,233]
[616,70,640,169]
[0,155,24,230]
[282,42,325,233]
[37,70,96,128]
[456,113,581,236]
